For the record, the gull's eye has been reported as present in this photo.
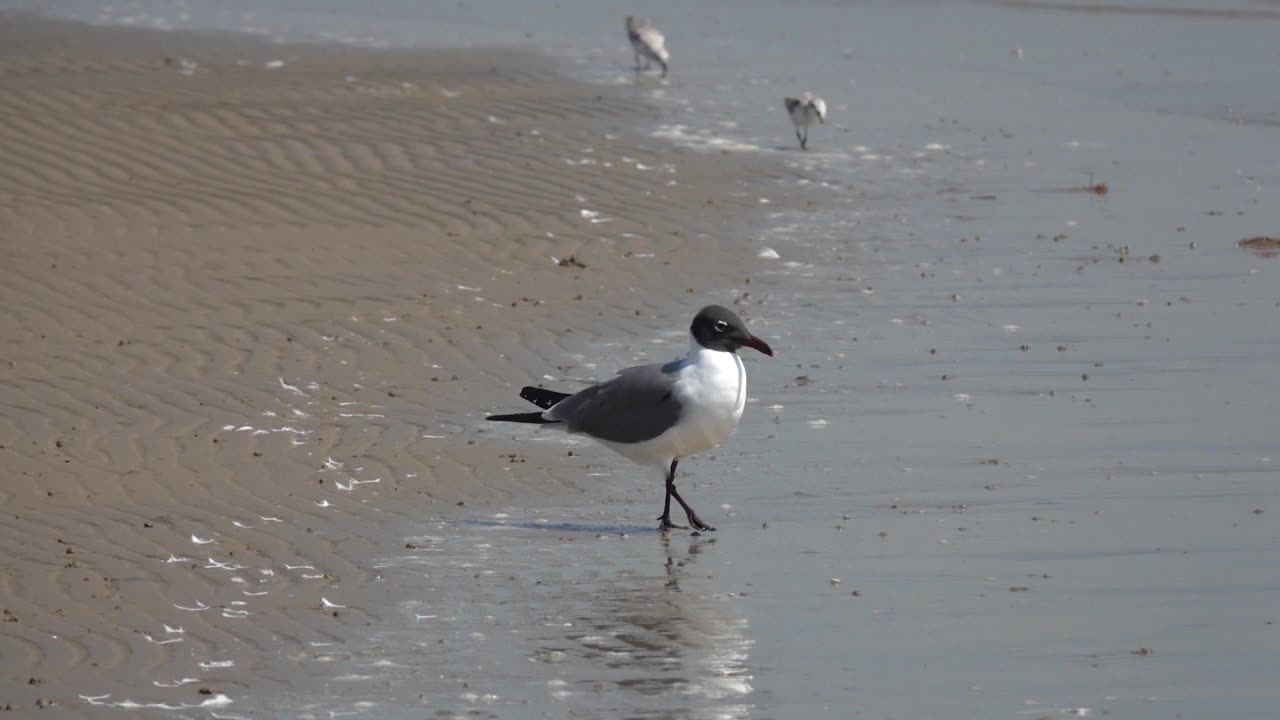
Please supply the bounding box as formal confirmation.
[713,320,729,333]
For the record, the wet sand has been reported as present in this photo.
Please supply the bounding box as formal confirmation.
[3,4,1279,718]
[0,15,795,714]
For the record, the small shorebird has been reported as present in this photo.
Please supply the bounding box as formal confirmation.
[785,93,827,150]
[487,305,773,532]
[625,16,669,78]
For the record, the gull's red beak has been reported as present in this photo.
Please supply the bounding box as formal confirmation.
[743,336,774,357]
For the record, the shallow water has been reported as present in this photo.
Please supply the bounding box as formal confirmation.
[253,517,755,719]
[14,0,1279,717]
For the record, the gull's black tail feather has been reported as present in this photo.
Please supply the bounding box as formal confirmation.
[520,386,570,410]
[486,411,559,424]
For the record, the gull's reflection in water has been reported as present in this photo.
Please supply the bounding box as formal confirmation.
[291,519,754,719]
[539,535,755,719]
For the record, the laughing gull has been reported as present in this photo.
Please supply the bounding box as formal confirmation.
[625,16,669,78]
[785,93,827,150]
[487,305,773,531]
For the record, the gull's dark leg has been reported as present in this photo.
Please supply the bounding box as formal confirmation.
[801,128,809,151]
[668,483,715,532]
[796,128,804,149]
[658,460,716,532]
[658,459,686,530]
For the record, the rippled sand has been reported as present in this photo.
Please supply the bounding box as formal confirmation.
[0,15,792,714]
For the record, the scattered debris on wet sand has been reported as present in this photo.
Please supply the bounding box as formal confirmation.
[1237,236,1280,257]
[556,255,588,268]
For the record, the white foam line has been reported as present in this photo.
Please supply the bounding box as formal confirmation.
[142,633,184,645]
[321,597,347,609]
[152,678,200,688]
[82,693,233,710]
[231,521,254,529]
[262,426,310,436]
[199,660,236,669]
[259,516,282,523]
[337,477,382,491]
[191,535,216,545]
[279,377,306,396]
[165,554,192,563]
[174,601,211,612]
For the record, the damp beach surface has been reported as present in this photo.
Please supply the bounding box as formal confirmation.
[1,2,1277,718]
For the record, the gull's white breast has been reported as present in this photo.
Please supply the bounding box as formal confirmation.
[790,104,821,128]
[604,347,746,468]
[634,26,668,63]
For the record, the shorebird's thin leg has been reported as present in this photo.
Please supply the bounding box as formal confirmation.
[634,50,642,70]
[796,128,806,150]
[658,460,687,530]
[668,481,715,532]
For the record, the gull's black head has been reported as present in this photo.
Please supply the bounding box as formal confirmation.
[690,305,774,356]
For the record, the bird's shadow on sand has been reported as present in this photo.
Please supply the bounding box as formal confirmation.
[464,518,664,535]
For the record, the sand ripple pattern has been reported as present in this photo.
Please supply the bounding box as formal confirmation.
[0,17,786,715]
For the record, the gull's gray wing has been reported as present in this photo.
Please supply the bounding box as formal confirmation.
[546,359,687,444]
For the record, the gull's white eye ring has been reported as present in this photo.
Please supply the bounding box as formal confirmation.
[714,320,729,332]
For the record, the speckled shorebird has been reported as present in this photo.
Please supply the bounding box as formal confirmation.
[487,306,773,532]
[626,15,669,78]
[785,93,827,150]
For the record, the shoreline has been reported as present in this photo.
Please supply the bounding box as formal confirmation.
[0,14,806,713]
